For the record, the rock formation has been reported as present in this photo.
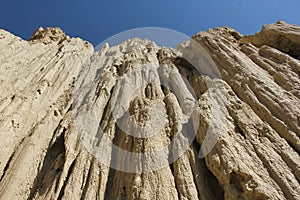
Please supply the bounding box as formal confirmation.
[0,21,299,200]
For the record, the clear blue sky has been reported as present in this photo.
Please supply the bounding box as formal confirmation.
[1,0,299,47]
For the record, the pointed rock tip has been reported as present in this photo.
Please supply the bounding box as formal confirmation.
[29,27,68,44]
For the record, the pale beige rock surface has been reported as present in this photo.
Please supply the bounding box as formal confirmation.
[0,21,299,200]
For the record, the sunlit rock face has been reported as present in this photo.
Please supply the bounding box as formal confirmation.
[0,21,299,200]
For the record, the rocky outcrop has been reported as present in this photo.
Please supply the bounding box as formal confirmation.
[241,20,300,59]
[0,21,299,200]
[0,27,94,199]
[191,22,300,200]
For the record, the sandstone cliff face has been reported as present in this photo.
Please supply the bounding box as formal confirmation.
[0,21,299,200]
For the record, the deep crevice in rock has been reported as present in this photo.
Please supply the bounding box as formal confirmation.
[28,128,66,199]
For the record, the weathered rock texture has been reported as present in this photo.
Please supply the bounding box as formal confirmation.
[0,21,299,200]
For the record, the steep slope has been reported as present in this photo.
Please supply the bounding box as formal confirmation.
[191,21,300,200]
[0,21,299,200]
[0,27,94,199]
